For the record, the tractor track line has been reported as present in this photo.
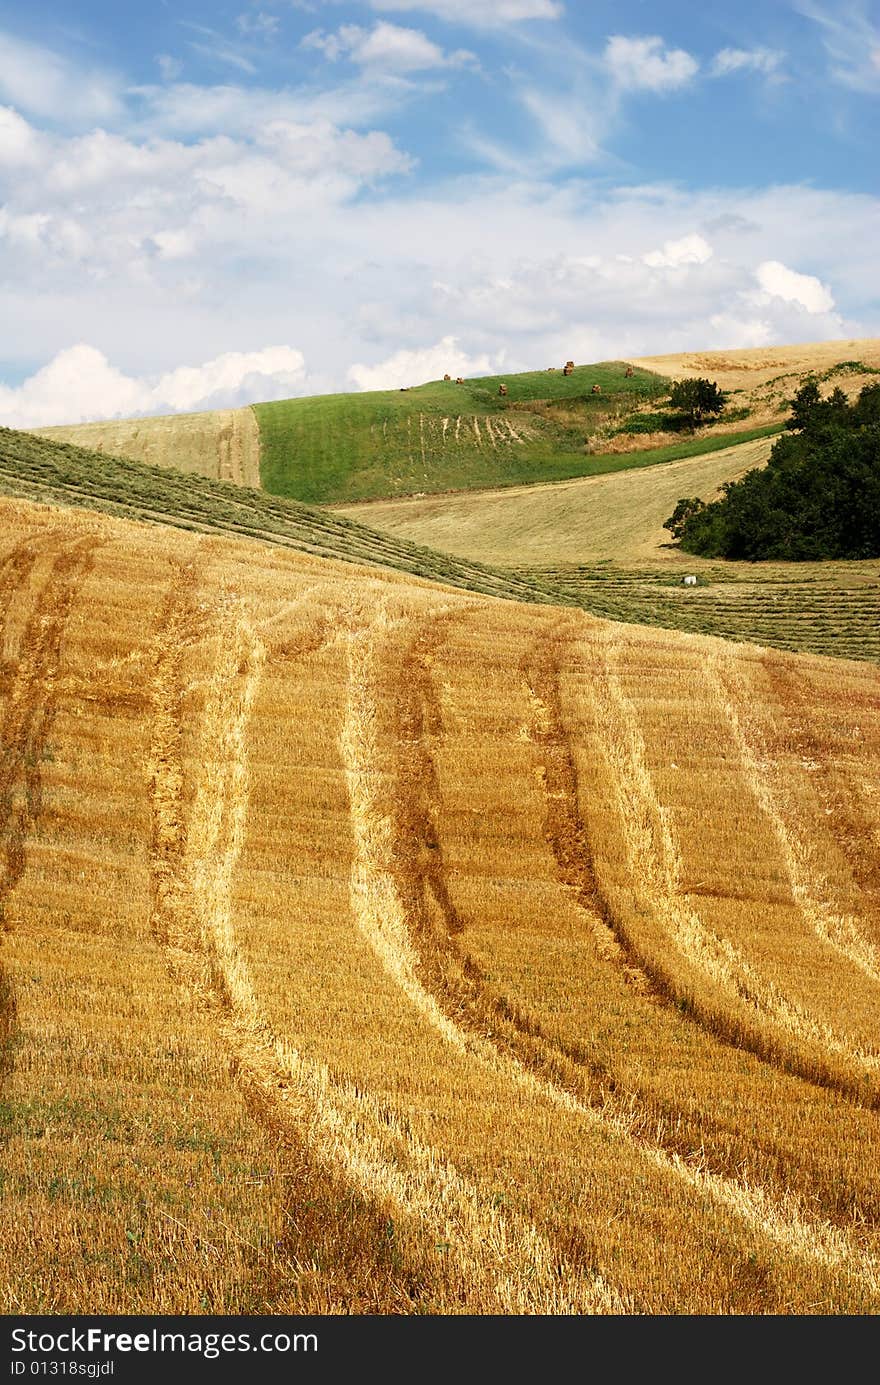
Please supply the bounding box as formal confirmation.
[148,575,618,1313]
[340,607,880,1297]
[0,531,101,1128]
[748,654,880,962]
[580,623,880,1107]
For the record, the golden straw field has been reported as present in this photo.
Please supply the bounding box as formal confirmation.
[1,493,880,1314]
[34,408,261,488]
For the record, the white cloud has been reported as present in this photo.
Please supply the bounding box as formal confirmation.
[754,260,835,313]
[794,1,880,92]
[0,84,872,405]
[156,54,183,81]
[643,233,713,268]
[0,30,122,124]
[236,12,281,38]
[347,335,496,389]
[711,47,784,77]
[0,109,412,273]
[367,0,563,25]
[706,313,775,348]
[518,87,603,165]
[0,344,308,428]
[604,35,698,92]
[137,77,411,137]
[183,23,259,75]
[0,105,42,165]
[302,22,475,71]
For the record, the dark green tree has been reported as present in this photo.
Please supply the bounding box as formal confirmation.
[668,377,726,426]
[786,379,848,432]
[663,497,706,539]
[664,381,880,561]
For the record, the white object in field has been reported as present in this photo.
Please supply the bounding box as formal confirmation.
[683,575,698,586]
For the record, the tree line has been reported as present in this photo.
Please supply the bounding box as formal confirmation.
[664,380,880,561]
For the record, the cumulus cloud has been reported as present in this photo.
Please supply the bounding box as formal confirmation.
[0,108,413,281]
[0,106,42,165]
[754,260,835,313]
[711,47,784,77]
[0,30,122,125]
[367,0,564,25]
[302,21,475,71]
[604,35,698,92]
[706,313,775,348]
[643,233,713,268]
[0,90,871,406]
[0,344,308,429]
[347,335,497,390]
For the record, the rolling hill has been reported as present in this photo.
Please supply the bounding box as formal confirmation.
[253,360,672,503]
[36,406,261,488]
[1,485,879,1314]
[29,339,880,510]
[0,426,561,608]
[6,424,878,665]
[336,432,880,664]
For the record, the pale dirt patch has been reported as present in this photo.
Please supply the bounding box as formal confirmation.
[632,338,880,427]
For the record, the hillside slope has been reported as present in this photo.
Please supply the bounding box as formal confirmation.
[0,426,557,608]
[36,406,260,486]
[24,339,880,508]
[253,361,667,503]
[4,426,878,664]
[335,434,777,567]
[1,492,879,1314]
[633,338,880,424]
[336,433,880,664]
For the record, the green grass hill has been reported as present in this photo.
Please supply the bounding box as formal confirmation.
[254,361,670,503]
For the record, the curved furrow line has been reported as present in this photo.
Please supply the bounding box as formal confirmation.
[0,536,43,1107]
[147,577,617,1314]
[0,538,40,649]
[519,633,880,1227]
[340,608,631,1312]
[708,653,880,986]
[583,623,880,1102]
[341,607,880,1294]
[0,536,101,929]
[733,653,880,968]
[0,533,102,1142]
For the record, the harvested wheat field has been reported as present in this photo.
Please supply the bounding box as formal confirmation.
[633,338,880,426]
[33,408,261,488]
[1,493,880,1315]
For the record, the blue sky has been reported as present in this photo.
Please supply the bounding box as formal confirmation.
[0,0,878,423]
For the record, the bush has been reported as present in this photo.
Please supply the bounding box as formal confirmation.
[665,382,880,560]
[668,377,726,426]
